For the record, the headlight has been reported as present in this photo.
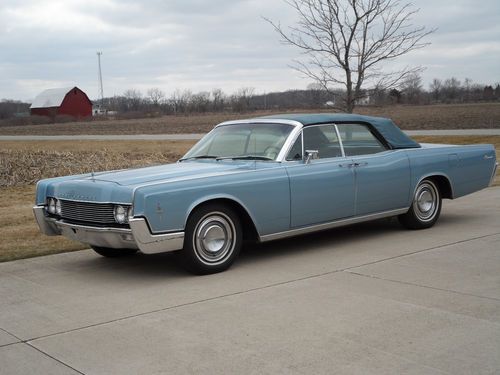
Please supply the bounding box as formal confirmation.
[114,205,130,224]
[47,198,57,214]
[55,199,62,215]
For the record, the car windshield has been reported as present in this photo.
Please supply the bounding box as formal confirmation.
[181,123,294,161]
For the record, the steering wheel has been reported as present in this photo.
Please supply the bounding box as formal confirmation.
[263,146,281,159]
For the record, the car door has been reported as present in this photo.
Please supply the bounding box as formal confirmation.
[336,123,411,216]
[285,124,356,228]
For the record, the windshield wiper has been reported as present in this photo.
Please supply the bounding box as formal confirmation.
[216,155,274,161]
[178,155,219,162]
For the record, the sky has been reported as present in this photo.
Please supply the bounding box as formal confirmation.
[0,0,499,102]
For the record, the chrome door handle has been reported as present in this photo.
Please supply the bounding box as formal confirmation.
[484,154,494,160]
[353,162,368,167]
[339,163,354,168]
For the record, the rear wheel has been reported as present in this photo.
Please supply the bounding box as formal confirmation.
[91,246,137,258]
[399,179,442,229]
[180,203,242,274]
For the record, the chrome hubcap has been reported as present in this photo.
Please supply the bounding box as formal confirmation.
[202,225,226,253]
[194,212,235,265]
[414,182,438,222]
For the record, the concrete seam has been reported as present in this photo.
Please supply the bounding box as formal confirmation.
[25,231,500,344]
[0,327,22,348]
[345,270,500,303]
[24,341,85,375]
[26,269,343,343]
[343,231,500,272]
[0,327,85,374]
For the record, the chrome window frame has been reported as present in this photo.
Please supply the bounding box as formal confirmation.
[181,119,303,163]
[181,120,390,164]
[283,123,347,162]
[335,122,388,156]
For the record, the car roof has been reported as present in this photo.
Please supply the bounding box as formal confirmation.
[254,113,385,126]
[252,113,421,149]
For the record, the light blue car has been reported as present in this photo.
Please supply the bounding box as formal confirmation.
[34,114,498,274]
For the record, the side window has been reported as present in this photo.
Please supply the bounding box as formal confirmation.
[303,125,342,159]
[337,124,386,156]
[286,134,303,161]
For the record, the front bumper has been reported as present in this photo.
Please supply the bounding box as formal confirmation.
[33,206,184,254]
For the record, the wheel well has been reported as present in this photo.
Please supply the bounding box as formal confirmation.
[426,175,453,199]
[188,199,259,242]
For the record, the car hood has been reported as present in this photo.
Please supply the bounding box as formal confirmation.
[88,160,261,187]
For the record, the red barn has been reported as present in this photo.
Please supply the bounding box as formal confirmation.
[30,86,92,118]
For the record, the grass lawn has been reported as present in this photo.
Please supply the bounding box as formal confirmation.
[0,136,498,262]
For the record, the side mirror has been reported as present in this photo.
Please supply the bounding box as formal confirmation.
[305,150,319,164]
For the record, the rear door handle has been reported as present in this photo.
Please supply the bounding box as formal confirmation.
[353,162,368,167]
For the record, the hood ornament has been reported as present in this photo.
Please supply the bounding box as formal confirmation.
[91,171,95,181]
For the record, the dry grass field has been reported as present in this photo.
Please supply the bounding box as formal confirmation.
[0,140,194,186]
[0,102,499,136]
[0,136,498,262]
[0,185,87,261]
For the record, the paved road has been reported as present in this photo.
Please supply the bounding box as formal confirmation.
[0,128,499,141]
[1,187,499,374]
[0,134,206,141]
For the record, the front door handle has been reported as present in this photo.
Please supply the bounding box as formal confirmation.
[353,162,368,167]
[339,163,354,168]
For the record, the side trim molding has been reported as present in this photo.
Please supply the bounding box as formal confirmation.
[259,208,409,242]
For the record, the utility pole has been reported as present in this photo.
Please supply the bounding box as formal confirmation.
[96,51,104,106]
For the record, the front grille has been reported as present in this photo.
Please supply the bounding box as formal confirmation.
[60,200,119,225]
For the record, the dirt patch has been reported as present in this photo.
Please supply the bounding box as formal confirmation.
[1,103,499,136]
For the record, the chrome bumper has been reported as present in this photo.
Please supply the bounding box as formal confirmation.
[33,206,184,254]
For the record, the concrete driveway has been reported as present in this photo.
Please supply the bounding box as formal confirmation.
[1,188,499,374]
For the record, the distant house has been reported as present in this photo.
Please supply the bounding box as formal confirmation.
[355,94,371,106]
[92,104,107,116]
[30,87,92,118]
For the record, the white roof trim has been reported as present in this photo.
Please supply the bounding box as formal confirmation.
[30,87,76,109]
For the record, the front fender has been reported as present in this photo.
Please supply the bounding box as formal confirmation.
[184,193,260,231]
[132,167,290,236]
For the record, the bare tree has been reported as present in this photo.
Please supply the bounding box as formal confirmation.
[231,87,255,112]
[265,0,434,112]
[463,78,473,102]
[190,91,211,113]
[169,89,192,114]
[211,88,226,111]
[146,88,165,106]
[429,78,442,102]
[442,77,461,102]
[123,89,143,111]
[401,71,422,104]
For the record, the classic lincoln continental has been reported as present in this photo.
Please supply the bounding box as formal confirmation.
[34,114,498,273]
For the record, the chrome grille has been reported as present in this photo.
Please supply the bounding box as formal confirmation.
[60,200,118,225]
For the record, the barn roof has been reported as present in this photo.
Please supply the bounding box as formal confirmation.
[30,87,76,109]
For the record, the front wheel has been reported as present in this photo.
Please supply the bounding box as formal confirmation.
[180,204,242,274]
[399,179,442,229]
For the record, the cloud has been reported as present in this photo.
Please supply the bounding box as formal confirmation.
[0,0,498,101]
